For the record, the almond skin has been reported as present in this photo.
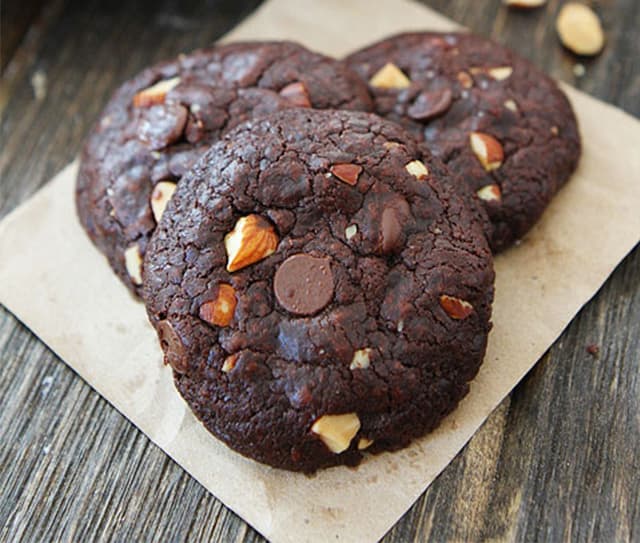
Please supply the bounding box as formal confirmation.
[224,215,279,272]
[199,284,237,327]
[279,81,312,108]
[221,353,239,373]
[477,184,502,202]
[330,163,362,186]
[440,295,474,320]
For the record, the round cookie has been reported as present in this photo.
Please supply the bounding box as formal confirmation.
[143,109,495,472]
[345,32,581,251]
[76,41,372,296]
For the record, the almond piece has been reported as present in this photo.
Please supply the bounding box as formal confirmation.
[150,181,177,223]
[350,348,372,370]
[330,163,362,186]
[133,76,180,107]
[124,244,143,285]
[279,81,312,108]
[556,2,605,56]
[405,160,429,180]
[345,224,358,240]
[440,295,474,320]
[504,99,518,112]
[222,353,239,373]
[573,63,586,77]
[477,184,502,202]
[358,438,374,450]
[225,215,278,272]
[470,132,504,171]
[457,71,473,89]
[487,66,513,81]
[311,413,361,453]
[369,62,411,89]
[199,284,237,327]
[504,0,547,8]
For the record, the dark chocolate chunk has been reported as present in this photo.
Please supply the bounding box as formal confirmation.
[380,195,411,254]
[407,88,453,121]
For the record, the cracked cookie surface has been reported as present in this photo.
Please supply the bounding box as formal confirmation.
[76,41,372,296]
[143,109,494,472]
[345,32,581,251]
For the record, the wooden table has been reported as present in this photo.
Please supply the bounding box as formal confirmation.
[1,1,638,541]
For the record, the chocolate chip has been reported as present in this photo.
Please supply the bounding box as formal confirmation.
[407,88,453,121]
[380,197,411,254]
[274,254,334,316]
[157,319,188,373]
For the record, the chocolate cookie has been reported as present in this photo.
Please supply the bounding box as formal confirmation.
[76,41,372,296]
[345,32,581,251]
[143,109,494,472]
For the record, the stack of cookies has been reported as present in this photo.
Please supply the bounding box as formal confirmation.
[76,34,580,472]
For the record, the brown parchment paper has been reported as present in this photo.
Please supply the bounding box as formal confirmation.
[1,1,639,541]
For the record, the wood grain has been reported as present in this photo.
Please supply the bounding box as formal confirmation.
[0,0,47,71]
[0,0,638,541]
